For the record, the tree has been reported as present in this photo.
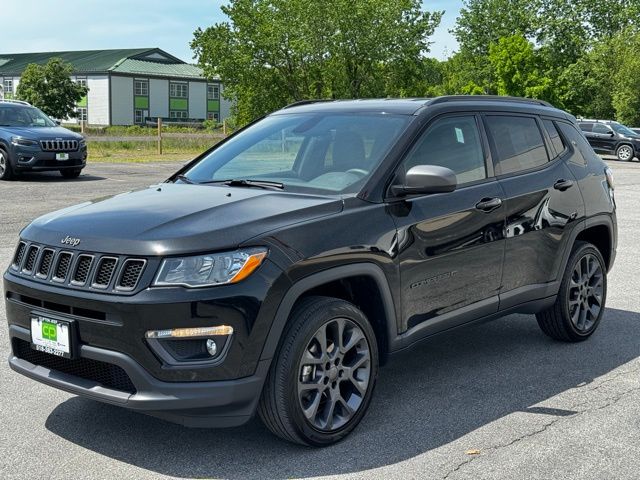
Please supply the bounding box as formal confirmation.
[16,58,87,120]
[488,35,554,102]
[192,0,442,124]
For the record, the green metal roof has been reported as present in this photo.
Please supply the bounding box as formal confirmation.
[0,48,212,79]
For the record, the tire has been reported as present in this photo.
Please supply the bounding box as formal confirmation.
[616,144,633,162]
[258,296,379,446]
[60,168,82,179]
[0,148,15,180]
[536,241,607,342]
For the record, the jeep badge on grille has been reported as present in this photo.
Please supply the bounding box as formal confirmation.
[61,236,81,247]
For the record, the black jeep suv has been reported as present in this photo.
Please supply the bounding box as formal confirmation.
[0,100,87,180]
[4,96,617,446]
[578,119,640,162]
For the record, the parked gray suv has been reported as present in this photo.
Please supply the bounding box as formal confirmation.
[0,100,87,180]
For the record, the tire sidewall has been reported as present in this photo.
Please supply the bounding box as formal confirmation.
[560,243,607,338]
[282,300,379,446]
[0,148,13,180]
[616,144,633,161]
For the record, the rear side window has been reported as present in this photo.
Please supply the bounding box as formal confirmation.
[557,122,591,166]
[592,123,612,134]
[485,115,549,175]
[579,123,593,132]
[543,120,566,157]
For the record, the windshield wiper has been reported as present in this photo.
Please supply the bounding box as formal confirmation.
[200,179,284,190]
[174,174,195,184]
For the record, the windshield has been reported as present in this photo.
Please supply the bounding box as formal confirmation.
[183,112,411,194]
[611,122,638,136]
[0,106,56,127]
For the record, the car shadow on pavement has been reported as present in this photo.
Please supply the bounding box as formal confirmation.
[13,172,105,182]
[45,307,640,479]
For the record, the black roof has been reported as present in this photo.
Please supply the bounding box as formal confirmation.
[274,96,560,116]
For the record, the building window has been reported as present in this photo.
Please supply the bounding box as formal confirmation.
[207,84,220,100]
[134,109,144,124]
[170,111,188,120]
[3,78,13,96]
[76,107,88,122]
[134,79,148,96]
[207,112,220,122]
[169,82,188,98]
[75,77,87,88]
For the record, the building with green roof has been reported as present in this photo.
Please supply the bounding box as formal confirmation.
[0,48,229,126]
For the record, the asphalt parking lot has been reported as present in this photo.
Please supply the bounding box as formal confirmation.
[0,159,639,479]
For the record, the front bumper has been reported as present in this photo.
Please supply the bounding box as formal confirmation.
[9,324,268,427]
[11,144,87,171]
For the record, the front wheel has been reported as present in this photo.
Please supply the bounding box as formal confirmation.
[258,296,379,446]
[536,241,607,342]
[0,149,15,180]
[616,144,634,161]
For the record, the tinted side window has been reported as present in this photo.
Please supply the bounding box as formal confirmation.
[557,122,592,166]
[592,123,612,134]
[401,115,486,185]
[485,115,549,175]
[543,120,565,157]
[579,123,593,132]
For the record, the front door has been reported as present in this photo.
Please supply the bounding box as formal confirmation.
[389,114,505,335]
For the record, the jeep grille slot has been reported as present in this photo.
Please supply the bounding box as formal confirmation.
[12,241,27,269]
[40,139,79,152]
[37,249,55,278]
[22,245,39,274]
[117,259,145,290]
[72,254,93,285]
[93,257,118,288]
[54,252,73,281]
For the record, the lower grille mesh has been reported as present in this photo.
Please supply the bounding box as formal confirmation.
[13,339,136,394]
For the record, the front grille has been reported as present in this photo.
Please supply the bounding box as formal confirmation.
[12,241,27,269]
[23,245,39,273]
[54,252,73,281]
[9,240,147,294]
[36,249,55,277]
[13,339,136,394]
[93,257,117,288]
[72,254,93,285]
[40,139,79,152]
[117,260,145,290]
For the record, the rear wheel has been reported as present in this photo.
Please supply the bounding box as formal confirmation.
[536,241,607,342]
[616,144,633,161]
[258,296,378,446]
[60,168,82,179]
[0,148,15,180]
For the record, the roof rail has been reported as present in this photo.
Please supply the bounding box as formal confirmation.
[428,95,553,108]
[0,99,31,106]
[281,99,332,110]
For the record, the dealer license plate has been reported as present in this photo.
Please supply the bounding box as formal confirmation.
[30,314,71,358]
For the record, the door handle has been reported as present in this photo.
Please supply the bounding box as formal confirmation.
[475,197,502,212]
[554,179,574,191]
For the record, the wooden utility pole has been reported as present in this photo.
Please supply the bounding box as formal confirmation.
[157,118,162,155]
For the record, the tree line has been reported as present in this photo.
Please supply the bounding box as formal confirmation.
[192,0,640,126]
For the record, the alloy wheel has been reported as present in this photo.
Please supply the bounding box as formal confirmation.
[0,151,6,177]
[567,253,604,332]
[297,317,371,432]
[617,145,633,161]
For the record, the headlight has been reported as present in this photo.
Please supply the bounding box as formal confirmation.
[153,248,267,288]
[11,136,38,147]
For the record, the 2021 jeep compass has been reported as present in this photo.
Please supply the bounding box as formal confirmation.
[0,100,87,180]
[4,96,617,446]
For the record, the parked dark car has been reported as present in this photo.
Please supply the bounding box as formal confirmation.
[578,119,640,161]
[0,100,87,180]
[4,96,617,446]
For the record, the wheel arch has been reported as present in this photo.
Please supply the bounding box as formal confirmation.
[259,263,398,365]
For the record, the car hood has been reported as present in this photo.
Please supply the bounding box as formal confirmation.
[3,126,82,139]
[21,183,344,256]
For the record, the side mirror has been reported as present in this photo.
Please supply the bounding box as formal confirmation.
[391,165,457,197]
[55,120,61,126]
[608,131,615,136]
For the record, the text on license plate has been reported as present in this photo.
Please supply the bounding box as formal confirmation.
[31,315,71,357]
[56,153,69,161]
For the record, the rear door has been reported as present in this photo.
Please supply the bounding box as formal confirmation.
[483,114,584,309]
[591,123,617,154]
[389,114,505,335]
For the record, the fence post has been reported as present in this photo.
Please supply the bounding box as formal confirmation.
[81,118,85,135]
[157,118,162,155]
[223,119,227,137]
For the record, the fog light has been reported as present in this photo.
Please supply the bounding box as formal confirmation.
[206,339,217,356]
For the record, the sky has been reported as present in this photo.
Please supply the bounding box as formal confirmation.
[0,0,463,61]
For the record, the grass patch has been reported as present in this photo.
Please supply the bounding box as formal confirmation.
[87,137,218,163]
